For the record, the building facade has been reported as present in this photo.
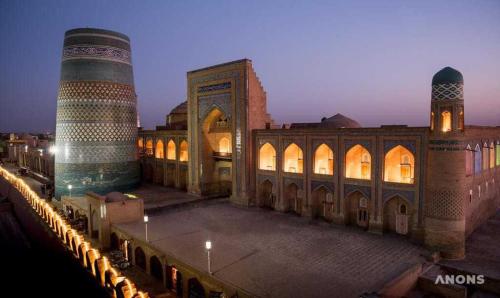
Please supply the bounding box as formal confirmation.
[139,60,500,259]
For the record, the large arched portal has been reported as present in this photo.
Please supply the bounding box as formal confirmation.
[201,108,232,196]
[383,196,410,235]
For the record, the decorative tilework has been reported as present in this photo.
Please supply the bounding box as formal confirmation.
[344,184,371,199]
[432,83,463,101]
[56,122,137,142]
[311,180,335,193]
[344,140,372,152]
[198,93,232,120]
[63,45,131,65]
[382,189,415,205]
[58,81,136,103]
[56,101,136,122]
[383,140,417,155]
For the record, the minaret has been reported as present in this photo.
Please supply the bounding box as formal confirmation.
[425,67,466,259]
[55,28,139,199]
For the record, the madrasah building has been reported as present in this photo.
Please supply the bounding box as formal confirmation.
[138,59,500,259]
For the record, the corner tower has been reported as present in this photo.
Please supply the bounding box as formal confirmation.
[55,28,139,199]
[425,67,466,259]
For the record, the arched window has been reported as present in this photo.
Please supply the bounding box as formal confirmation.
[474,144,482,174]
[314,144,334,175]
[155,139,164,159]
[482,143,489,170]
[218,137,231,154]
[283,143,303,173]
[137,138,144,150]
[179,140,188,162]
[497,143,500,166]
[430,112,435,131]
[259,143,276,171]
[458,108,464,131]
[345,144,371,180]
[145,139,153,157]
[441,111,451,132]
[167,140,176,160]
[489,142,495,168]
[384,145,415,184]
[465,145,473,176]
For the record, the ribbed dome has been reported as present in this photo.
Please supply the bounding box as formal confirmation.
[432,67,463,85]
[321,113,361,128]
[170,101,187,114]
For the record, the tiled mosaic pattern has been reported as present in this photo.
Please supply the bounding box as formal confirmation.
[432,83,464,101]
[63,45,131,65]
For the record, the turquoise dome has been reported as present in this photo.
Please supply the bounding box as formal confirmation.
[432,67,463,85]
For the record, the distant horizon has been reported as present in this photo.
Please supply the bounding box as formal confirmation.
[1,1,499,132]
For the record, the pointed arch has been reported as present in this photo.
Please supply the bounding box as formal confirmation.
[145,139,153,157]
[441,110,451,132]
[345,144,371,180]
[314,143,334,175]
[482,142,489,170]
[218,137,231,154]
[489,142,495,168]
[466,144,473,176]
[283,143,303,173]
[167,139,176,160]
[474,144,482,174]
[384,145,415,184]
[259,143,276,171]
[155,139,164,159]
[179,140,188,162]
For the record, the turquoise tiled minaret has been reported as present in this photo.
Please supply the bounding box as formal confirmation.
[55,28,139,199]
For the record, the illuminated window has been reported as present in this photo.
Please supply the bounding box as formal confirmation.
[466,145,473,176]
[145,139,153,157]
[474,144,481,174]
[345,144,371,180]
[497,144,500,166]
[155,140,164,159]
[283,143,303,174]
[138,137,144,150]
[167,140,176,160]
[314,144,334,175]
[430,112,435,131]
[218,137,231,154]
[179,140,188,162]
[489,142,495,169]
[458,108,464,131]
[384,145,414,184]
[441,111,451,132]
[482,143,489,170]
[259,143,276,171]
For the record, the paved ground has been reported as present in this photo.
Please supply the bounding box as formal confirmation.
[440,210,500,280]
[116,202,427,298]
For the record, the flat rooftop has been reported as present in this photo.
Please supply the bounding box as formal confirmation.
[115,202,427,298]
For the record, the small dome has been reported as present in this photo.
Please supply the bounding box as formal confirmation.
[321,113,361,128]
[170,101,187,114]
[432,67,463,85]
[105,192,128,203]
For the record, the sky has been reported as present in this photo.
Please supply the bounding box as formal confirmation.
[0,0,499,133]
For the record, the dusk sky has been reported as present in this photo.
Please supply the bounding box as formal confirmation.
[1,0,499,133]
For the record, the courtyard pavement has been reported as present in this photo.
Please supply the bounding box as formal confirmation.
[115,202,427,298]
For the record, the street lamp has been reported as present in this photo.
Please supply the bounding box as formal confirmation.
[67,184,72,197]
[205,240,212,274]
[144,215,149,242]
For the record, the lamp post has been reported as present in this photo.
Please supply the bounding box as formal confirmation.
[205,240,212,274]
[144,215,149,242]
[67,184,72,197]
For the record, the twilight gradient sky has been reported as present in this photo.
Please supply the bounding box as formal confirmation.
[1,0,499,132]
